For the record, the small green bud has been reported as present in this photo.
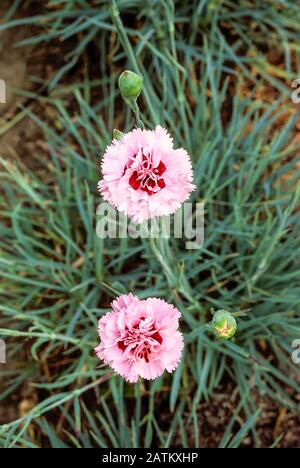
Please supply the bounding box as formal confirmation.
[118,70,143,101]
[211,310,237,340]
[113,129,124,141]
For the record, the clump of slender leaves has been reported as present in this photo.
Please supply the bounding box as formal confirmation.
[0,0,300,448]
[1,0,300,91]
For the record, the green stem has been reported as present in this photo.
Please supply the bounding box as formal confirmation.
[129,99,145,129]
[164,0,191,148]
[110,0,159,125]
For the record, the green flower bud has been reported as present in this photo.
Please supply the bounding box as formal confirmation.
[211,310,237,340]
[118,70,143,101]
[113,129,124,141]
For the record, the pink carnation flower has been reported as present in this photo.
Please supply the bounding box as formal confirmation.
[95,293,184,383]
[98,126,195,223]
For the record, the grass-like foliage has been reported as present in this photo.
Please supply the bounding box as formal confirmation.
[1,0,300,90]
[0,0,300,448]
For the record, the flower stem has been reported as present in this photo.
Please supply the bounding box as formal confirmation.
[130,99,145,129]
[110,0,159,125]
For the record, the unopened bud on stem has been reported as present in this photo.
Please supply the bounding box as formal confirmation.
[118,70,143,101]
[118,70,144,129]
[211,310,237,340]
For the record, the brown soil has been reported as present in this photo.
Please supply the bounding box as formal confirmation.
[0,0,36,157]
[174,382,300,448]
[0,0,74,169]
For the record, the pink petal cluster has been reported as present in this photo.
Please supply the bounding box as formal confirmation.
[98,126,195,223]
[95,294,184,383]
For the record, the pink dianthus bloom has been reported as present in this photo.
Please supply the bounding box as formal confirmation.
[98,126,195,223]
[95,294,184,383]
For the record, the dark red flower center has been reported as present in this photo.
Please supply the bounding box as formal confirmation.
[124,152,167,196]
[117,319,163,362]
